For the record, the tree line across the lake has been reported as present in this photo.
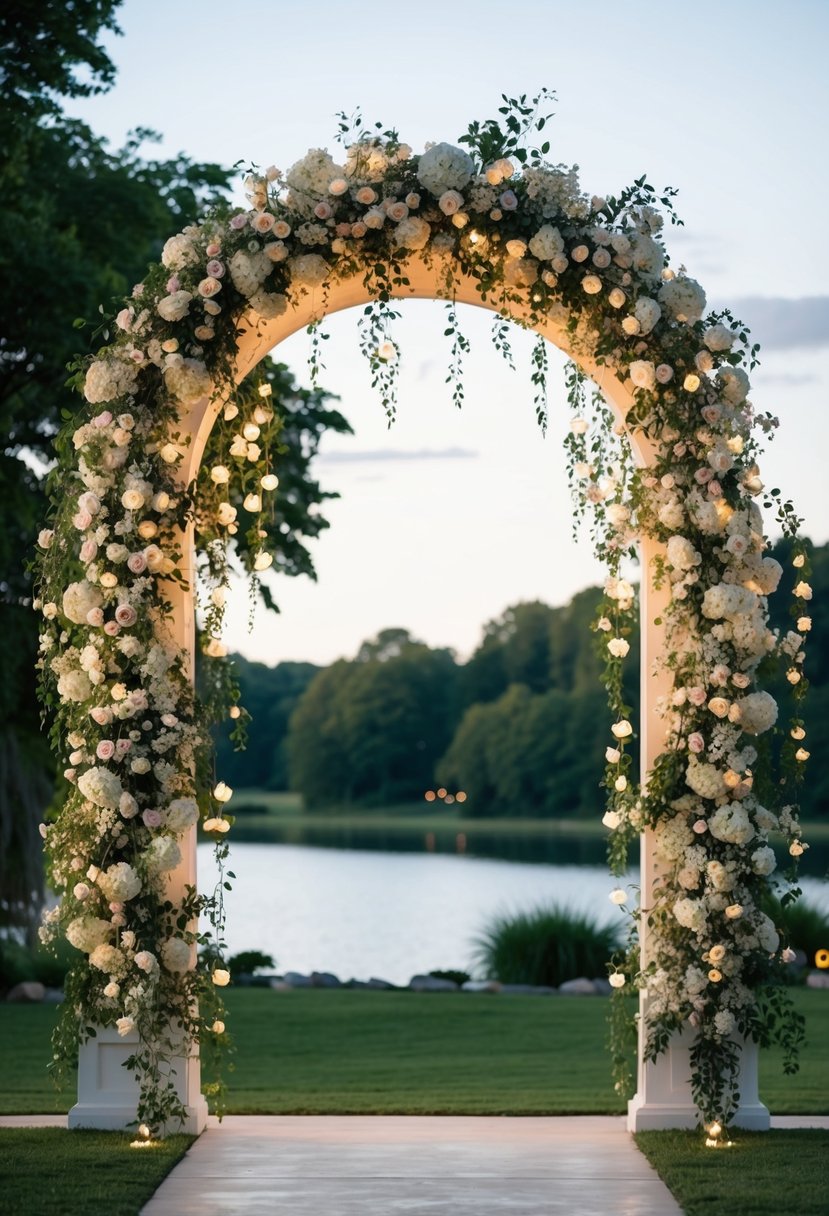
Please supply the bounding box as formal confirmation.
[216,538,829,820]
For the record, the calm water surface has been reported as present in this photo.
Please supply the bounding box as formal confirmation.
[198,843,829,986]
[199,843,631,984]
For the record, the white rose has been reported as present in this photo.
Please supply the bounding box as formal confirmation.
[629,360,656,390]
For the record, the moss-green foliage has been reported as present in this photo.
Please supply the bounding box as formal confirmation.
[473,904,624,987]
[635,1129,829,1216]
[1,989,826,1117]
[0,1128,192,1216]
[763,896,829,964]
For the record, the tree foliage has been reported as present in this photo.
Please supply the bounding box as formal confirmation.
[0,0,352,931]
[287,630,459,807]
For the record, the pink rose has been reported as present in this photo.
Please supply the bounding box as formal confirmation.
[708,481,722,498]
[142,809,163,828]
[198,277,222,298]
[229,212,248,230]
[166,275,180,293]
[386,201,409,222]
[438,190,463,215]
[86,607,104,627]
[115,604,137,627]
[692,820,708,835]
[701,405,721,425]
[92,412,113,428]
[687,686,707,706]
[688,732,705,754]
[351,222,367,238]
[103,620,120,636]
[90,706,112,726]
[335,223,351,237]
[73,511,93,531]
[115,308,132,331]
[273,221,291,239]
[314,202,333,220]
[64,768,76,783]
[251,212,275,234]
[127,553,147,574]
[206,259,224,278]
[96,740,115,761]
[356,187,376,205]
[206,242,221,257]
[80,539,98,563]
[694,467,713,484]
[115,738,132,756]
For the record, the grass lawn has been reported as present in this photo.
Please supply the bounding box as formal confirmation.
[636,1129,829,1216]
[0,1128,192,1216]
[2,988,826,1117]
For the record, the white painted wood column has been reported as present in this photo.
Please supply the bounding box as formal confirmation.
[626,537,769,1131]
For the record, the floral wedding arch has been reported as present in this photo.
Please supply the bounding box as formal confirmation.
[35,94,810,1138]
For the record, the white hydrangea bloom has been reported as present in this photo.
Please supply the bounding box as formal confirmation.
[145,835,182,874]
[160,937,193,973]
[659,275,707,323]
[164,358,211,404]
[83,359,139,404]
[66,915,112,953]
[77,766,123,809]
[393,216,432,251]
[288,253,330,288]
[98,862,142,903]
[417,142,475,196]
[709,804,755,845]
[735,691,778,736]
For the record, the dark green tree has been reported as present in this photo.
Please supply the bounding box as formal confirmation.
[0,0,353,933]
[287,631,459,808]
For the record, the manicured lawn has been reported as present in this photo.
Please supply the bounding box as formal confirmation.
[0,1128,192,1216]
[2,988,826,1116]
[636,1129,829,1216]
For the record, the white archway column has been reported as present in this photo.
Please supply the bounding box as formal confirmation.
[72,260,768,1132]
[626,541,769,1131]
[69,527,208,1135]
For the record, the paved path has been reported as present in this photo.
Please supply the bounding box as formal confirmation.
[3,1114,827,1215]
[141,1115,680,1216]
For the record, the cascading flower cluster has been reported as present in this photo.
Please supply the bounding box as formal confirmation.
[35,93,809,1131]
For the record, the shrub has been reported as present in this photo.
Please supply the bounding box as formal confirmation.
[429,969,471,986]
[764,896,829,964]
[474,904,623,988]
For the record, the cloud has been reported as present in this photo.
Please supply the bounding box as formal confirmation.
[752,371,819,388]
[726,297,829,350]
[319,446,479,464]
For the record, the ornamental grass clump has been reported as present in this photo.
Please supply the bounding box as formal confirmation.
[474,904,623,988]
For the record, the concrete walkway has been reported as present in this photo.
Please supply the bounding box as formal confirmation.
[3,1114,827,1215]
[141,1115,681,1215]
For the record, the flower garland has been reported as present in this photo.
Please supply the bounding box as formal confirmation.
[35,92,809,1132]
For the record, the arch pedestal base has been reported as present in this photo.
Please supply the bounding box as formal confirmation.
[68,1027,208,1135]
[627,1023,770,1131]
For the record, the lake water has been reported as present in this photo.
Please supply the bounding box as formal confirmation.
[198,842,829,986]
